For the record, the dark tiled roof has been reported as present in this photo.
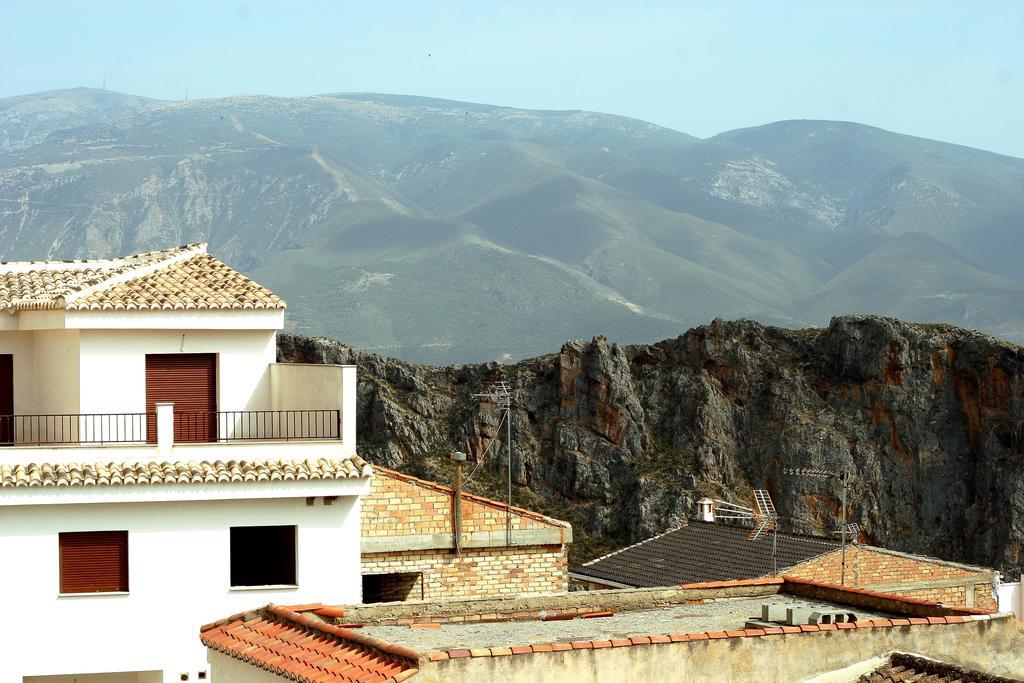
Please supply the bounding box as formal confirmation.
[201,604,420,683]
[572,520,838,587]
[859,652,1023,682]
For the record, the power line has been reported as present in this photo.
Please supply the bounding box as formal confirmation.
[784,466,856,585]
[471,381,513,546]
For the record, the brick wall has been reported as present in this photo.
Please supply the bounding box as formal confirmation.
[785,546,996,610]
[363,469,569,538]
[361,468,571,600]
[362,544,568,599]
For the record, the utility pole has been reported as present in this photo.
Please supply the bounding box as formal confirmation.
[451,451,466,555]
[785,466,856,585]
[472,381,514,547]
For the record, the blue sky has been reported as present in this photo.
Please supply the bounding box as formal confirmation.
[4,1,1023,156]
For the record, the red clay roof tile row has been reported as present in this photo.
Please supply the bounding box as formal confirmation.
[427,613,998,662]
[200,604,420,683]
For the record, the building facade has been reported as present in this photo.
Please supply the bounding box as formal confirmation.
[1,243,572,683]
[0,245,367,683]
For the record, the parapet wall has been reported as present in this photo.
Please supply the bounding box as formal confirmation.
[343,579,783,624]
[417,615,1023,683]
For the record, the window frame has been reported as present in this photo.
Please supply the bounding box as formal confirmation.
[58,530,130,596]
[228,524,299,590]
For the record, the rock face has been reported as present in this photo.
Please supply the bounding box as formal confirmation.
[278,316,1024,573]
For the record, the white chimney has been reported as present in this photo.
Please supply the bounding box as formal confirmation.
[697,498,715,522]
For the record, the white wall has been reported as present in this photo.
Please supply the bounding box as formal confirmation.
[25,672,162,683]
[207,653,287,683]
[1,495,362,683]
[999,581,1021,618]
[33,329,81,415]
[78,328,276,416]
[270,363,344,412]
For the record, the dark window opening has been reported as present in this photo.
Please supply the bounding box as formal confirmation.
[230,525,297,587]
[59,530,129,594]
[362,572,422,603]
[0,354,13,445]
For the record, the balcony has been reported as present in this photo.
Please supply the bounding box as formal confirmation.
[0,409,341,447]
[0,363,356,463]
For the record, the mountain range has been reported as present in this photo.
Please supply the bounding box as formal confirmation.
[2,87,1023,363]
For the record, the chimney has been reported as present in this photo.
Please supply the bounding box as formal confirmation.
[697,498,715,522]
[451,451,467,555]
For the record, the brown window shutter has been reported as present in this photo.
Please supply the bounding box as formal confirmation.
[145,353,218,443]
[59,531,129,594]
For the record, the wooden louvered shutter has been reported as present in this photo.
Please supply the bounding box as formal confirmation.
[59,531,129,593]
[145,353,217,443]
[0,354,12,445]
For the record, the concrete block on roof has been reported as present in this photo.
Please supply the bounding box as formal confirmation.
[761,603,796,622]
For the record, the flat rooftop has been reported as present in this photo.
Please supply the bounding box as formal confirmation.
[358,596,894,651]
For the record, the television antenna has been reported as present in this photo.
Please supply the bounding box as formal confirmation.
[472,381,513,546]
[714,489,780,574]
[784,467,855,584]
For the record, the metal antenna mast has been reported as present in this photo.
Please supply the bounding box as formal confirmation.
[784,467,856,584]
[472,381,513,546]
[714,489,780,574]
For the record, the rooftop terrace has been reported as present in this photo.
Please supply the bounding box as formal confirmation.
[359,595,895,652]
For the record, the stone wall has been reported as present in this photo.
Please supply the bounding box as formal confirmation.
[785,546,998,610]
[361,468,571,600]
[415,617,1024,683]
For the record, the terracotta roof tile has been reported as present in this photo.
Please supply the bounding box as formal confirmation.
[0,456,371,489]
[858,652,1021,682]
[201,605,420,683]
[0,243,285,313]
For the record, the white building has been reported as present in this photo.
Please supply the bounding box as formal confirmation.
[0,244,368,683]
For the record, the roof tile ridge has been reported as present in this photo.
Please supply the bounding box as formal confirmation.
[377,467,570,529]
[578,522,690,568]
[119,242,207,263]
[62,243,207,305]
[679,577,784,589]
[688,519,841,547]
[265,604,424,664]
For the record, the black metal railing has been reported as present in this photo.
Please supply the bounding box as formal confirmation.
[0,413,149,446]
[0,409,341,446]
[173,409,341,443]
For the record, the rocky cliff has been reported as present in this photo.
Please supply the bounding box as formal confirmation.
[278,316,1024,573]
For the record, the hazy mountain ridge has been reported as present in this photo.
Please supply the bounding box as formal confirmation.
[2,88,1024,362]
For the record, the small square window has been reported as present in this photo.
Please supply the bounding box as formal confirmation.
[59,530,129,594]
[230,525,297,587]
[362,572,422,603]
